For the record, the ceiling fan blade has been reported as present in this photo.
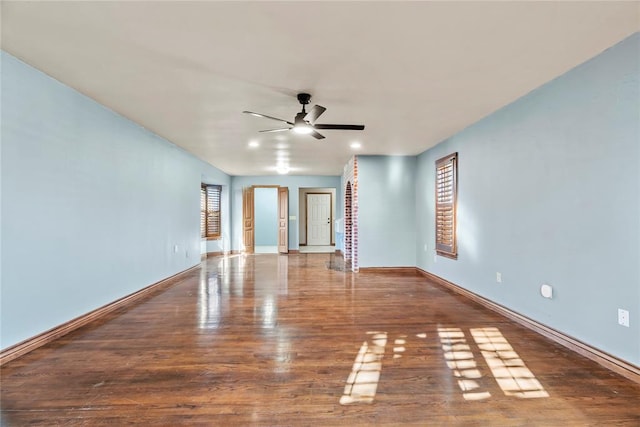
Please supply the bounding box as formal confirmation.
[304,105,327,125]
[259,128,291,133]
[310,130,325,139]
[314,124,365,130]
[243,111,293,125]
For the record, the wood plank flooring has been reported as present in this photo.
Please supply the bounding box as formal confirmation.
[2,254,639,426]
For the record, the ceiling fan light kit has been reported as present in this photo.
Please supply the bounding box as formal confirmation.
[243,93,364,140]
[293,124,313,135]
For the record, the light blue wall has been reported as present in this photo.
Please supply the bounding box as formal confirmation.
[358,156,417,267]
[415,33,640,365]
[0,52,231,349]
[230,176,342,251]
[254,188,278,246]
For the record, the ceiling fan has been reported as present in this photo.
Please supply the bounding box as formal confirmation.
[243,93,365,140]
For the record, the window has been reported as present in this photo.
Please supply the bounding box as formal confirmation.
[435,153,458,259]
[201,185,221,239]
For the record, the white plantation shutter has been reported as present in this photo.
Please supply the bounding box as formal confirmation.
[435,153,457,258]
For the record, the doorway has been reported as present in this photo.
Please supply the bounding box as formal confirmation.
[254,188,278,253]
[242,186,289,254]
[299,187,335,254]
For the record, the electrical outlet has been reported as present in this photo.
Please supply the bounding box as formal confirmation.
[173,245,178,253]
[424,244,428,252]
[618,309,630,327]
[496,272,502,283]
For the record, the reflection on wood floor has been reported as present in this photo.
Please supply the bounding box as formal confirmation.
[2,254,639,425]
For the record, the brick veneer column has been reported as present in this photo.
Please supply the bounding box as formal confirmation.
[342,156,359,272]
[345,183,352,263]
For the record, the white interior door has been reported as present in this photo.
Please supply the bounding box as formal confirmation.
[307,193,331,245]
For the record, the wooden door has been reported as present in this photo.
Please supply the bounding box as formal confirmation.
[278,187,288,254]
[243,187,254,253]
[306,193,331,245]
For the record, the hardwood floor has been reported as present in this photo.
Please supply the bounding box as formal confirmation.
[1,254,639,426]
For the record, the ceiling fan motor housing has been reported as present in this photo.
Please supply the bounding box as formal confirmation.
[297,93,311,105]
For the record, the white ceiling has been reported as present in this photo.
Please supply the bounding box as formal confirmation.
[2,1,638,176]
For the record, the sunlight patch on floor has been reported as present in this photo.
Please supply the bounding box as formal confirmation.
[438,327,492,401]
[471,327,549,398]
[340,332,387,405]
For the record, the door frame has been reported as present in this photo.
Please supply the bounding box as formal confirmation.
[299,188,336,246]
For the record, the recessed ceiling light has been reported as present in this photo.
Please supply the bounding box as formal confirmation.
[248,140,259,148]
[276,164,290,175]
[350,142,361,149]
[276,150,289,160]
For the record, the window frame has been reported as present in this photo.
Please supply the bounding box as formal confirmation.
[201,184,222,240]
[435,152,458,259]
